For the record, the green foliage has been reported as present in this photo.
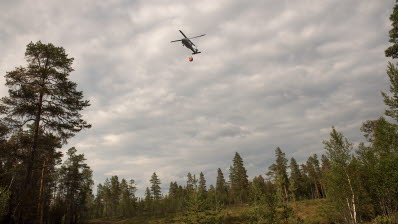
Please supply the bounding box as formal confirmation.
[381,62,398,122]
[0,41,91,223]
[1,41,91,141]
[229,152,249,204]
[268,147,289,203]
[323,128,364,223]
[249,185,278,224]
[358,117,398,218]
[0,187,10,216]
[54,147,94,223]
[215,168,228,207]
[371,213,398,224]
[385,2,398,59]
[150,172,162,201]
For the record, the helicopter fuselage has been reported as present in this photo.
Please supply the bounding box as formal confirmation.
[170,30,204,55]
[181,38,198,54]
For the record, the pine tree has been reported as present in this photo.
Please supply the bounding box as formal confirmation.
[229,152,249,203]
[215,168,228,206]
[169,182,178,198]
[383,1,398,122]
[288,157,302,201]
[119,178,136,217]
[57,147,93,224]
[144,187,152,215]
[320,154,330,198]
[268,147,289,203]
[186,172,194,193]
[198,172,207,199]
[305,154,323,199]
[250,175,266,201]
[385,2,398,59]
[0,41,91,223]
[110,176,120,216]
[150,172,161,201]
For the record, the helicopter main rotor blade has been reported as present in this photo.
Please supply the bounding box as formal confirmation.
[188,34,206,39]
[179,30,188,38]
[170,39,183,43]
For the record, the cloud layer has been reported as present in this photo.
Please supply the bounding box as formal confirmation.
[0,0,394,195]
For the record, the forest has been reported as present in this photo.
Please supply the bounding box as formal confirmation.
[1,2,398,224]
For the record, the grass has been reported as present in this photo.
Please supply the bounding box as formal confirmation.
[87,199,332,224]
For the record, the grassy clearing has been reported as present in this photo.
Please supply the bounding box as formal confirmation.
[87,199,331,224]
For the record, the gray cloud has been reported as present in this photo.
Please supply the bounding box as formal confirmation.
[0,0,394,195]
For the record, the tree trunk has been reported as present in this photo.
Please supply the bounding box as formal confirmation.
[37,159,46,224]
[283,184,289,203]
[345,171,357,224]
[16,91,44,224]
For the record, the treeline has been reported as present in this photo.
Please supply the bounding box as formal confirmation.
[0,41,93,224]
[91,150,329,222]
[90,118,397,223]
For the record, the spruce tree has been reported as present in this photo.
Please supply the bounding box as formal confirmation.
[215,168,228,206]
[198,172,207,195]
[268,147,289,203]
[288,157,302,201]
[144,187,152,214]
[110,176,120,216]
[384,1,398,122]
[306,154,323,199]
[229,152,249,203]
[57,147,93,224]
[385,2,398,59]
[186,172,194,194]
[150,172,161,201]
[320,154,330,198]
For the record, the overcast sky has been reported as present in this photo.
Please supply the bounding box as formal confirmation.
[0,0,394,196]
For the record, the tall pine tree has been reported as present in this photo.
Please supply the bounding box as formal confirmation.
[0,41,91,223]
[229,152,249,204]
[150,172,161,201]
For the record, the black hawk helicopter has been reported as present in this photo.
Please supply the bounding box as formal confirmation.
[171,30,205,61]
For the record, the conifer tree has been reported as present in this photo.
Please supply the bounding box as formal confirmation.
[306,154,323,199]
[250,175,266,201]
[385,2,398,59]
[229,152,249,203]
[119,178,136,217]
[186,172,194,193]
[320,154,330,198]
[0,41,91,222]
[57,147,93,224]
[150,172,161,201]
[383,1,398,122]
[268,147,289,203]
[198,172,207,198]
[288,157,302,201]
[169,182,178,198]
[110,176,120,216]
[144,187,152,214]
[215,168,228,206]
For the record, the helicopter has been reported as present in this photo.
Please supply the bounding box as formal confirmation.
[171,30,206,61]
